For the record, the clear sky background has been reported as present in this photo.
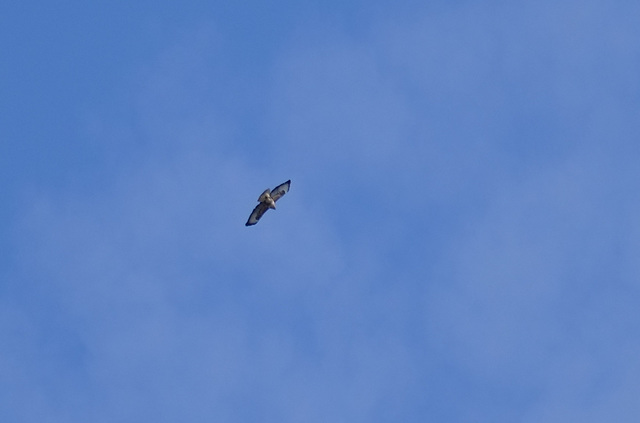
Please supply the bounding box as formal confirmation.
[2,1,640,422]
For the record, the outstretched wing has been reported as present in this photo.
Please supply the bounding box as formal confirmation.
[270,180,291,202]
[246,202,270,226]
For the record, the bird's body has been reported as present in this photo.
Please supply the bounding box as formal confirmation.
[245,180,291,226]
[258,189,276,209]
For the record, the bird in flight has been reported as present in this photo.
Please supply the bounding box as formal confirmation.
[245,180,291,226]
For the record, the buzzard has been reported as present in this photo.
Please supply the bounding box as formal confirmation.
[245,180,291,226]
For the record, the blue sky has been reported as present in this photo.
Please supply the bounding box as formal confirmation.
[2,0,640,421]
